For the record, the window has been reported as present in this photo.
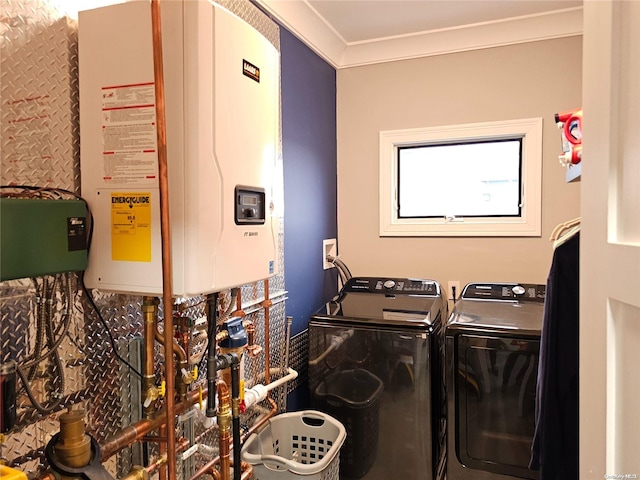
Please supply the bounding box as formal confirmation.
[379,118,542,236]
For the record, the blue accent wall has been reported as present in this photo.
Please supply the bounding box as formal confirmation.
[280,28,337,410]
[281,28,338,335]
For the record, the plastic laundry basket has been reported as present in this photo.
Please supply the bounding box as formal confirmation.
[241,410,346,480]
[314,369,384,479]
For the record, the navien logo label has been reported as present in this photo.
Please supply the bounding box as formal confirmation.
[243,60,260,83]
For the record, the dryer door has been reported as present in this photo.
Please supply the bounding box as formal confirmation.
[455,334,540,479]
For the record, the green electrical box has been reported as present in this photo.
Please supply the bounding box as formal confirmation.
[0,198,88,281]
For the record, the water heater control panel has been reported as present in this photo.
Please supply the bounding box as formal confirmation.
[235,187,266,225]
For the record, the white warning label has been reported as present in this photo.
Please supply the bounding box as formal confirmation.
[101,83,158,185]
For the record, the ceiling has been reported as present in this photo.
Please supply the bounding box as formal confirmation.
[254,0,583,68]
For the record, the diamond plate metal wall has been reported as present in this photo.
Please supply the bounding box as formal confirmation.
[0,1,287,478]
[1,2,79,191]
[216,0,280,51]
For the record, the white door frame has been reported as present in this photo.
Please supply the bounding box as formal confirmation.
[581,1,640,477]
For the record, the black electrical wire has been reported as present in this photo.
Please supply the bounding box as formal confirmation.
[80,274,143,379]
[0,185,80,200]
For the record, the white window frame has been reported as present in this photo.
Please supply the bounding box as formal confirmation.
[379,117,543,237]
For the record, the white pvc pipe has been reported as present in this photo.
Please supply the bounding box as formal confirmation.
[243,367,298,409]
[265,367,298,392]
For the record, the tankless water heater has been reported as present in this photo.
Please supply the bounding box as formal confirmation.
[79,0,280,296]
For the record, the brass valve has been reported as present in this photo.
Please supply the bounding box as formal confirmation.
[55,409,91,468]
[143,381,166,408]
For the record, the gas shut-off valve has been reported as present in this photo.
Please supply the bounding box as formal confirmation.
[143,380,166,409]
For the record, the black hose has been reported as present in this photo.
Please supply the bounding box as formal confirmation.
[333,257,353,280]
[206,293,219,418]
[230,359,241,480]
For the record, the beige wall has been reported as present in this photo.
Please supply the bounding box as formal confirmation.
[337,36,582,294]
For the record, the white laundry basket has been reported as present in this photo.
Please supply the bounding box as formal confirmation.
[241,410,346,480]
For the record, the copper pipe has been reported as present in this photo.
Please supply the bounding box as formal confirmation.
[149,0,176,479]
[244,397,278,438]
[264,279,271,385]
[154,322,188,399]
[231,289,246,319]
[146,437,190,476]
[142,297,159,418]
[216,379,232,480]
[190,397,278,480]
[158,424,167,480]
[245,320,262,357]
[236,288,242,312]
[154,323,189,398]
[142,297,158,377]
[219,461,252,480]
[238,462,253,480]
[181,329,190,366]
[154,326,187,364]
[141,435,167,443]
[101,387,205,460]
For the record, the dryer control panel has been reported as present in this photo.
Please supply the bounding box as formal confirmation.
[342,277,440,296]
[462,283,545,302]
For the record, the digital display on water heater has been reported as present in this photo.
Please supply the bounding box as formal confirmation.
[235,186,266,225]
[242,195,258,206]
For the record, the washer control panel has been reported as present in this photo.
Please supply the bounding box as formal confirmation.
[342,277,440,296]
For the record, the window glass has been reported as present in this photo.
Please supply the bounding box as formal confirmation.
[398,139,522,218]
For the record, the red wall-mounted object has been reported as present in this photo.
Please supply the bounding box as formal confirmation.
[555,108,583,165]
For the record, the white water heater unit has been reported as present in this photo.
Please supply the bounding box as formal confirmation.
[79,0,280,296]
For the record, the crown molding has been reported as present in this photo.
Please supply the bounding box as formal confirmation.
[254,1,583,69]
[254,0,346,67]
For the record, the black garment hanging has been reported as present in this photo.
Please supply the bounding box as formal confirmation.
[530,231,579,480]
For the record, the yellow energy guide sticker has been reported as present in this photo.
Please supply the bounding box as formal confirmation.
[111,192,152,262]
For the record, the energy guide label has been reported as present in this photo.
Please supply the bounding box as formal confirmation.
[111,193,152,262]
[101,83,158,185]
